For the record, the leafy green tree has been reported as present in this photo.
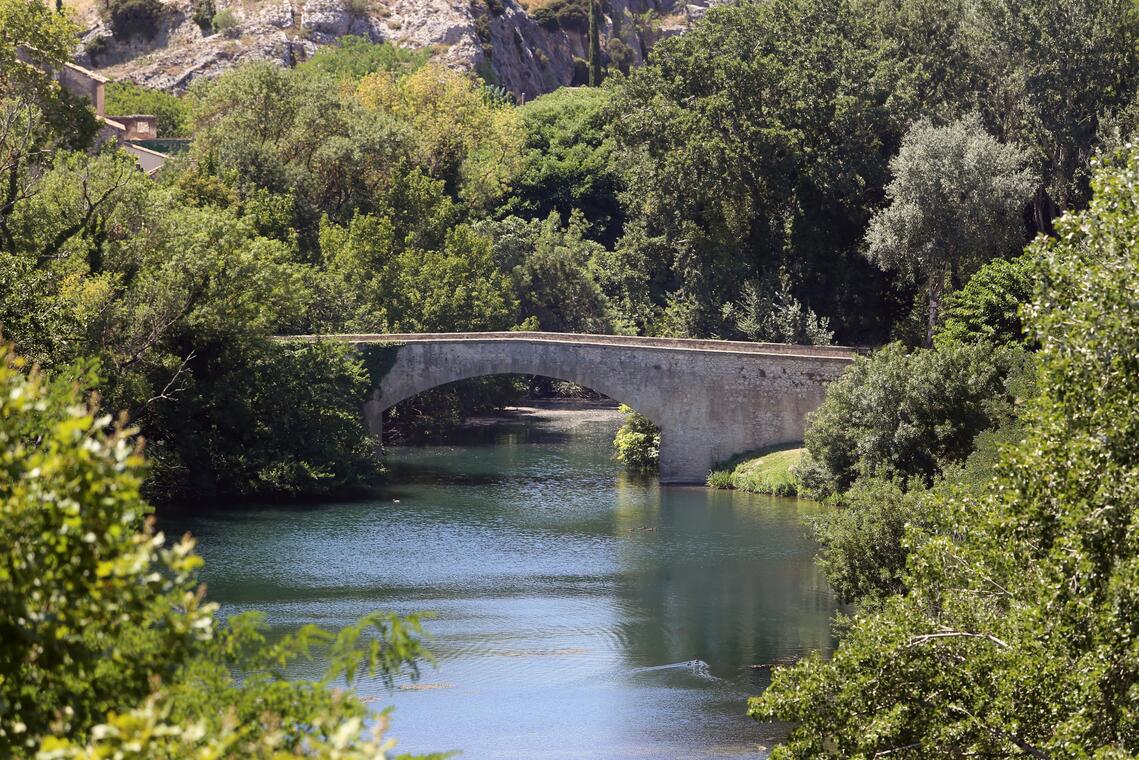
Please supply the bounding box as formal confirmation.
[608,0,902,341]
[752,146,1139,759]
[355,64,524,211]
[798,340,1029,498]
[975,0,1139,225]
[936,250,1039,348]
[145,338,382,503]
[388,225,518,332]
[721,272,833,345]
[864,115,1034,346]
[502,86,623,246]
[479,212,614,333]
[0,345,431,756]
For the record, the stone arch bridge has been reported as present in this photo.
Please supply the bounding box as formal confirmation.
[287,332,859,484]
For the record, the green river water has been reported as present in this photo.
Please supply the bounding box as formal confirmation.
[165,403,839,759]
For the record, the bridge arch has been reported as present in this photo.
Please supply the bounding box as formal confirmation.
[365,352,672,433]
[329,333,859,483]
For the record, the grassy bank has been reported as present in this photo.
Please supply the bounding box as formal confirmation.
[707,446,804,496]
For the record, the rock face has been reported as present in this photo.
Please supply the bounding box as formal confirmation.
[76,0,727,99]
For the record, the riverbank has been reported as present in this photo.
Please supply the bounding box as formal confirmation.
[707,446,804,496]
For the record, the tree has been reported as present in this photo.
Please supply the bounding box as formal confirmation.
[0,345,431,756]
[355,64,524,210]
[608,0,903,341]
[751,146,1139,758]
[478,212,614,333]
[721,272,833,345]
[500,86,623,246]
[587,0,602,86]
[797,340,1029,498]
[865,115,1034,346]
[935,250,1039,349]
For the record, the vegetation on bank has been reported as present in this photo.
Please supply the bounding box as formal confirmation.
[0,343,434,757]
[752,142,1139,760]
[706,447,803,496]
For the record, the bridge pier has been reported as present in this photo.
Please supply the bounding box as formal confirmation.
[658,425,718,484]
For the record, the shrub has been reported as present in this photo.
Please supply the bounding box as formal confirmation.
[211,7,238,34]
[810,476,931,604]
[613,404,659,471]
[801,340,1030,497]
[294,36,428,81]
[532,0,588,31]
[605,37,635,74]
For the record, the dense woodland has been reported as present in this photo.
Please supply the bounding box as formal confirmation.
[4,0,1139,754]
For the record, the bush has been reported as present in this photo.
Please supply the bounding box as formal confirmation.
[211,7,238,34]
[97,0,164,40]
[532,0,589,31]
[801,340,1030,497]
[810,476,931,604]
[613,404,659,471]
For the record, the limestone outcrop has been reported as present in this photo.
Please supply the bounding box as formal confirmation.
[75,0,728,100]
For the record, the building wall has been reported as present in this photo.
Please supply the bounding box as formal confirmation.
[58,63,106,118]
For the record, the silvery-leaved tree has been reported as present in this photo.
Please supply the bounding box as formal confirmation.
[865,115,1034,346]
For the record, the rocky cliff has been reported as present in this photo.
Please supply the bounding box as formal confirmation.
[76,0,728,100]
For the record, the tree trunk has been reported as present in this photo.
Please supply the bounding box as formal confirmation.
[1032,184,1058,237]
[926,272,944,349]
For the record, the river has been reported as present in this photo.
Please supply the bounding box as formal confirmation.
[167,402,839,759]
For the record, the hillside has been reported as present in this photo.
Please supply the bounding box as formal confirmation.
[72,0,723,99]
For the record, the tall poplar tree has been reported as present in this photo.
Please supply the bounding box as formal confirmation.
[587,0,601,86]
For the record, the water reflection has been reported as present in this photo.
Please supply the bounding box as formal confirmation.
[164,404,837,759]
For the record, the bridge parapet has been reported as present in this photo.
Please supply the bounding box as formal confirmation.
[281,332,863,360]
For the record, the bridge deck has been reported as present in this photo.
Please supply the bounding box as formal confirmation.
[278,332,862,362]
